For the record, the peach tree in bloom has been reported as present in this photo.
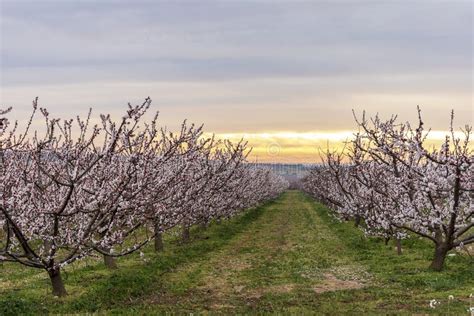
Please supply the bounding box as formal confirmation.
[303,108,473,270]
[0,98,288,296]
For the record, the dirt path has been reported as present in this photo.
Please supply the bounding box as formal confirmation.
[144,190,371,312]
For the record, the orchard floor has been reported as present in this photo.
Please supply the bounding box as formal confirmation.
[1,190,473,315]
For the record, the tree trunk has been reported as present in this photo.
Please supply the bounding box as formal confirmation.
[181,225,190,243]
[154,232,164,252]
[154,218,164,252]
[395,238,402,255]
[103,254,117,269]
[102,247,117,269]
[384,237,390,245]
[48,268,67,297]
[429,244,449,271]
[354,215,361,228]
[2,223,9,266]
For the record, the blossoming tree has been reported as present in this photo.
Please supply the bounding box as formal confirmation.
[303,109,473,270]
[0,98,288,296]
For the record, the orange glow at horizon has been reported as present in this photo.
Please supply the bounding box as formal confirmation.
[207,130,472,163]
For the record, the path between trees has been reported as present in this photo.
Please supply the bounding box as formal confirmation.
[141,190,371,312]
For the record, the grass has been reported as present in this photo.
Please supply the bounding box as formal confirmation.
[1,190,473,314]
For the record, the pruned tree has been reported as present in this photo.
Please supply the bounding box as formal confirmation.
[0,97,288,296]
[303,108,473,270]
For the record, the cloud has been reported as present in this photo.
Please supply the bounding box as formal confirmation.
[0,1,472,162]
[2,1,471,78]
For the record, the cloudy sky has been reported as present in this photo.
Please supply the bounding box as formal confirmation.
[1,0,472,162]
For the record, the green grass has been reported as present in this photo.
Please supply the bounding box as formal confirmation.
[1,190,473,314]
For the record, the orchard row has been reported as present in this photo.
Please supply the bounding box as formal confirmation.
[303,108,473,271]
[0,98,288,296]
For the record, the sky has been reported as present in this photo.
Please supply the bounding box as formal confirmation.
[1,0,472,162]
